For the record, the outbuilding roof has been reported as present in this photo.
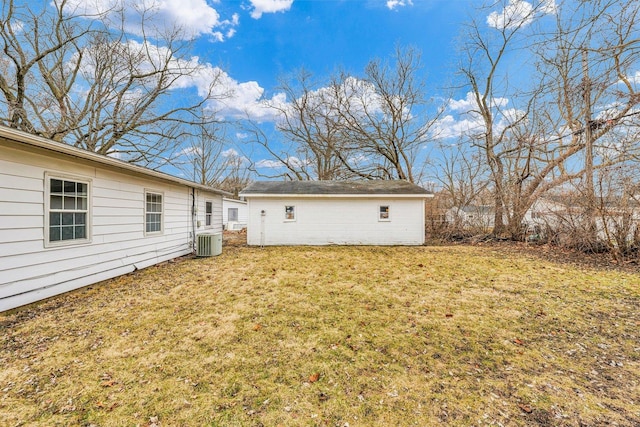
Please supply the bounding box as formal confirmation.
[0,125,231,196]
[240,180,432,197]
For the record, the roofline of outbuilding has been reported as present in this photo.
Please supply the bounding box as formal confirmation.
[239,193,433,199]
[0,125,232,197]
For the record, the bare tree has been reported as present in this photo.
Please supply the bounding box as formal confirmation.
[0,0,229,167]
[335,46,442,183]
[533,0,640,245]
[454,0,639,240]
[268,68,350,180]
[250,46,442,182]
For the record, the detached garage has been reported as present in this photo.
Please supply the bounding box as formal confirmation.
[240,181,432,246]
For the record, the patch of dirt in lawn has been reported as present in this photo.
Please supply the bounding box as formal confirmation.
[223,229,247,247]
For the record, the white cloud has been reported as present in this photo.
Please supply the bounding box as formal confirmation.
[386,0,413,11]
[248,0,294,19]
[69,39,284,122]
[486,0,555,30]
[431,92,525,140]
[222,148,239,157]
[625,70,640,84]
[256,156,307,169]
[255,159,282,168]
[64,0,237,41]
[447,92,509,113]
[208,78,288,122]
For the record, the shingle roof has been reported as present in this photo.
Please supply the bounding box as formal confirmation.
[240,180,432,196]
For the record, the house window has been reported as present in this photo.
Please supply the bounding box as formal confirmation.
[46,175,90,245]
[285,205,295,221]
[145,191,163,234]
[228,207,238,222]
[206,201,213,226]
[379,205,390,221]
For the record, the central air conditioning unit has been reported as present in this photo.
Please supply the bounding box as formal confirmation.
[196,233,222,257]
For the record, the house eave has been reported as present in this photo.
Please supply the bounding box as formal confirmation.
[0,126,232,197]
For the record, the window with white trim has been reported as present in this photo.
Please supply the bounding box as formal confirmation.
[379,205,390,221]
[205,201,213,226]
[228,207,238,222]
[284,205,295,221]
[145,191,163,234]
[46,175,90,245]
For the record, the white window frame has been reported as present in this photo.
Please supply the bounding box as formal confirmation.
[44,172,92,248]
[284,205,296,222]
[379,205,391,221]
[205,200,213,227]
[228,207,238,223]
[144,190,164,235]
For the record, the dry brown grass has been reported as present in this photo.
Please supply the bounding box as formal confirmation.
[1,244,639,426]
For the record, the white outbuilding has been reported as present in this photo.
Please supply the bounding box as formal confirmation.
[239,180,432,246]
[222,197,248,230]
[0,126,229,312]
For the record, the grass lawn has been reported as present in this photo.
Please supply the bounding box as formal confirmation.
[1,244,639,426]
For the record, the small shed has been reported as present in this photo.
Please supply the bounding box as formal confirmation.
[0,126,229,311]
[222,197,248,230]
[239,180,432,246]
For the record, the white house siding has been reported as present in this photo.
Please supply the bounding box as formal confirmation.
[222,198,248,229]
[246,197,425,246]
[0,141,222,311]
[196,191,223,234]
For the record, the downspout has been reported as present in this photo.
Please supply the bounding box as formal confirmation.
[191,187,197,254]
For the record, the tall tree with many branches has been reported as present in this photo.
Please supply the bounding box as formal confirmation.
[0,0,229,167]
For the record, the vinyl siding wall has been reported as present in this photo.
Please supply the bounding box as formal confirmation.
[222,199,248,227]
[0,143,222,311]
[246,197,425,246]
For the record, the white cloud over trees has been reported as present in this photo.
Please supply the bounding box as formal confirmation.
[64,0,238,41]
[486,0,556,29]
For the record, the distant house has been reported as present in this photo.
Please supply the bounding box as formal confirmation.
[239,180,433,246]
[0,126,229,312]
[445,205,495,231]
[222,198,248,230]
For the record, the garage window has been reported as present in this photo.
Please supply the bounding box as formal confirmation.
[379,205,390,221]
[285,205,296,221]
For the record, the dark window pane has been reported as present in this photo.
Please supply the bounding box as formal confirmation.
[76,182,87,195]
[62,226,74,240]
[64,196,75,210]
[50,226,61,241]
[77,197,87,210]
[50,179,63,193]
[62,213,74,225]
[75,213,86,225]
[50,212,61,226]
[206,202,212,214]
[51,195,63,209]
[64,180,75,193]
[75,226,86,239]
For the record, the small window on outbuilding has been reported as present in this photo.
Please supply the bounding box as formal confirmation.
[379,205,390,221]
[285,205,296,221]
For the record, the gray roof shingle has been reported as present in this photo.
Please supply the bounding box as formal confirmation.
[240,180,432,196]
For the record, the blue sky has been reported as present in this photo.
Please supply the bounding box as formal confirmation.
[186,0,474,175]
[58,0,563,179]
[208,0,468,93]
